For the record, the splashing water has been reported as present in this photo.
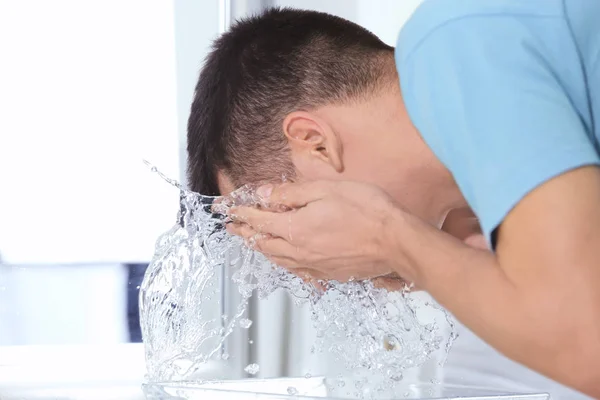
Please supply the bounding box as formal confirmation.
[139,162,457,387]
[287,386,299,395]
[245,363,260,375]
[239,318,253,329]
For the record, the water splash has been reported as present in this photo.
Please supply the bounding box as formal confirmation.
[143,159,184,190]
[287,386,299,395]
[244,363,260,375]
[239,318,253,329]
[139,161,457,389]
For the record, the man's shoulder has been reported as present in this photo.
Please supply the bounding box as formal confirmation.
[396,0,564,63]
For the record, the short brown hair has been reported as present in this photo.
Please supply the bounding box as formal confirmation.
[187,7,395,195]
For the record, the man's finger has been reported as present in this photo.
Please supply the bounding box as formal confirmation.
[293,268,328,281]
[226,223,266,250]
[284,267,328,283]
[372,273,419,292]
[258,181,332,208]
[229,207,297,241]
[226,222,255,239]
[268,256,303,271]
[373,277,406,292]
[253,234,299,259]
[227,222,303,259]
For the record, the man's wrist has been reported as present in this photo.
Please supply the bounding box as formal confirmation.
[380,204,423,285]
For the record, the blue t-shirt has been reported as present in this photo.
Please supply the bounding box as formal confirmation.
[395,0,600,245]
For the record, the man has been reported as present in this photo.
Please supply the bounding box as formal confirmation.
[187,3,600,398]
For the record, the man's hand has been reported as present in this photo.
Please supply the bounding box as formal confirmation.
[226,183,486,288]
[226,180,414,283]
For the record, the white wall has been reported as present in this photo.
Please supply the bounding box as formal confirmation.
[174,0,221,185]
[272,0,421,45]
[0,0,187,345]
[356,0,422,45]
[274,0,358,22]
[0,0,180,265]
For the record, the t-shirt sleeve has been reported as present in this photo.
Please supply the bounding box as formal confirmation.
[396,16,600,246]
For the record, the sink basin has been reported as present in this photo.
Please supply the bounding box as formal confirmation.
[143,378,550,400]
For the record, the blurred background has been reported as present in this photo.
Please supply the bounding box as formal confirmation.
[0,0,436,384]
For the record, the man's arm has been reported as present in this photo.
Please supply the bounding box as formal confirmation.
[393,166,600,397]
[395,9,600,395]
[375,209,485,292]
[441,208,487,250]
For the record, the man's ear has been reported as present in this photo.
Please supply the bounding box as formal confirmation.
[282,111,344,173]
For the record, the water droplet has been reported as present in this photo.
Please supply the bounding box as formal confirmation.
[244,363,260,375]
[287,387,298,395]
[221,353,230,360]
[389,373,403,382]
[239,318,253,329]
[304,373,312,379]
[248,339,254,344]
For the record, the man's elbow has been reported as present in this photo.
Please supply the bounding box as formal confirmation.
[539,297,600,397]
[557,332,600,397]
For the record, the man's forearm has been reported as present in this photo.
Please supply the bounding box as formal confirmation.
[389,209,600,397]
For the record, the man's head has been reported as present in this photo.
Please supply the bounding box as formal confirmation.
[187,8,455,221]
